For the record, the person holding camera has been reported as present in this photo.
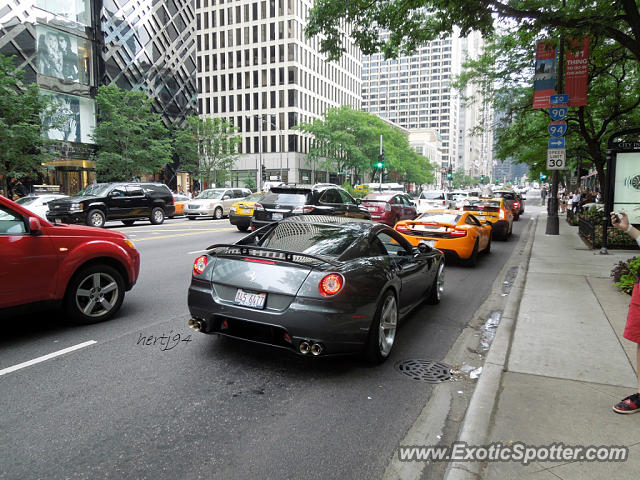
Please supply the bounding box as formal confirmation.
[611,211,640,413]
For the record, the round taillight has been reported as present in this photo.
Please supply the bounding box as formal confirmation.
[319,273,344,297]
[396,224,409,232]
[193,255,208,275]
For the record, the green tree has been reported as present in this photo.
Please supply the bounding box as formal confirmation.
[172,124,200,177]
[92,85,173,182]
[0,55,52,196]
[184,116,241,188]
[457,30,640,194]
[306,0,640,64]
[296,106,434,185]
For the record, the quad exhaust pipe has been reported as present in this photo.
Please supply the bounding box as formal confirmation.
[299,341,324,356]
[188,318,204,332]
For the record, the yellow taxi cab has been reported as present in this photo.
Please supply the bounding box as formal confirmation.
[460,197,513,240]
[395,209,492,266]
[229,192,266,231]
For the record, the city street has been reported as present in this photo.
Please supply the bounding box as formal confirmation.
[1,213,532,480]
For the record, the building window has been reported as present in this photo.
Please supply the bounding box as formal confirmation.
[36,0,91,25]
[41,89,95,143]
[37,25,91,85]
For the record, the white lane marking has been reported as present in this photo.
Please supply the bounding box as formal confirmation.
[0,340,97,377]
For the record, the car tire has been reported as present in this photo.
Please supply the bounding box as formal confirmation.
[363,290,398,364]
[150,207,165,225]
[65,264,125,324]
[484,236,492,254]
[464,240,479,267]
[122,220,135,226]
[237,224,249,231]
[213,207,223,220]
[86,209,106,228]
[427,262,445,305]
[187,216,196,220]
[514,213,520,221]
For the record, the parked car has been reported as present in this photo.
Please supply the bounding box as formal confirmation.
[360,192,417,226]
[46,182,175,228]
[250,184,371,230]
[0,195,140,323]
[229,191,266,231]
[187,215,444,363]
[185,188,252,220]
[461,197,514,240]
[395,209,492,266]
[15,194,69,219]
[171,194,190,217]
[417,190,447,213]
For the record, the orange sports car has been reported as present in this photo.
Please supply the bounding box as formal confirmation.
[395,209,492,266]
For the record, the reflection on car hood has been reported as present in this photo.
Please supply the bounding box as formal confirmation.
[48,196,101,205]
[47,222,128,239]
[188,198,221,205]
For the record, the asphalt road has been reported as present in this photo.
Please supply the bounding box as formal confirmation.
[0,213,528,480]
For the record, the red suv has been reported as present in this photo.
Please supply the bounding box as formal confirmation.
[360,192,417,226]
[0,195,140,323]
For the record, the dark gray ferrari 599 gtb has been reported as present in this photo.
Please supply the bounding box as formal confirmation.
[187,215,445,363]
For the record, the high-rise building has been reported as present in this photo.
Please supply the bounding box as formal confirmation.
[362,34,461,172]
[195,0,361,188]
[0,0,197,193]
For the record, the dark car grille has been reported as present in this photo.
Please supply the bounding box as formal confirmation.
[212,315,291,348]
[49,204,70,212]
[404,229,460,239]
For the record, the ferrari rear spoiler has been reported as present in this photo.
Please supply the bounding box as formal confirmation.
[204,244,342,267]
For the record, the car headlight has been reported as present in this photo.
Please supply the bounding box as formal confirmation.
[69,203,83,212]
[230,206,236,213]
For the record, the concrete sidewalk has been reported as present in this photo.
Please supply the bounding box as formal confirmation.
[447,211,640,479]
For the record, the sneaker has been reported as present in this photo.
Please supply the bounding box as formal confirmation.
[613,393,640,414]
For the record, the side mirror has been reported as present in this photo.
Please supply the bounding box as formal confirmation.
[416,242,430,254]
[355,198,361,205]
[28,217,43,236]
[223,195,231,200]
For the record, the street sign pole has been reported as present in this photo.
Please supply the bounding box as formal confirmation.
[546,4,565,236]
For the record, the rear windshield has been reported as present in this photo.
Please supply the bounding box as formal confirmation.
[260,223,361,257]
[464,200,501,209]
[243,193,264,202]
[420,191,445,200]
[417,212,461,224]
[260,192,310,205]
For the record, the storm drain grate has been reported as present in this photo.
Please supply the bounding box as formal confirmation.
[394,359,452,383]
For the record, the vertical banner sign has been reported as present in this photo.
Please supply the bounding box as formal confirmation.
[565,37,589,107]
[533,41,557,109]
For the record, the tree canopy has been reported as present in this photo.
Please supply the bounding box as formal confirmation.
[307,0,640,65]
[0,54,52,196]
[92,84,173,182]
[296,106,435,185]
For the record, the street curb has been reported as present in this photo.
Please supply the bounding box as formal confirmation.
[443,215,538,480]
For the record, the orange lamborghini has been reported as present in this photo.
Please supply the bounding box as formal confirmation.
[395,209,492,266]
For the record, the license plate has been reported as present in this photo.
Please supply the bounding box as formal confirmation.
[272,212,283,220]
[234,289,266,309]
[239,208,250,214]
[414,224,437,231]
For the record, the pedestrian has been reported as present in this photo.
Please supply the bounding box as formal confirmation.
[572,190,581,214]
[560,191,567,214]
[566,193,573,214]
[611,211,640,413]
[541,186,547,206]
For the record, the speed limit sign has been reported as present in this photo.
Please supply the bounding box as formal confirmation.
[547,149,566,170]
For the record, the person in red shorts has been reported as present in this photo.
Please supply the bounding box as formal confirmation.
[611,211,640,413]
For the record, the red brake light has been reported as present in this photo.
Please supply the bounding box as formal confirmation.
[254,203,264,211]
[319,273,344,297]
[396,224,410,232]
[513,202,519,209]
[499,209,506,220]
[242,257,276,264]
[450,229,467,237]
[193,255,208,275]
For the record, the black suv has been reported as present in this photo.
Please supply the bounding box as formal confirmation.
[250,184,371,230]
[47,182,175,228]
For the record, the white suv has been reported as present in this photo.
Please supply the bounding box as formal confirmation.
[416,190,447,213]
[185,188,251,220]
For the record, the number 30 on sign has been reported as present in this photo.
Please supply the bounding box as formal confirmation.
[547,149,566,170]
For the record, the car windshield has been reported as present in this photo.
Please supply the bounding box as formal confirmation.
[420,191,445,200]
[16,197,39,206]
[196,190,225,200]
[260,223,362,257]
[261,192,310,205]
[243,193,265,202]
[417,212,461,224]
[79,184,111,197]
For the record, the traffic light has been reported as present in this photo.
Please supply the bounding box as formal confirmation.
[376,152,385,169]
[540,173,547,181]
[261,164,266,181]
[446,168,452,180]
[480,175,485,184]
